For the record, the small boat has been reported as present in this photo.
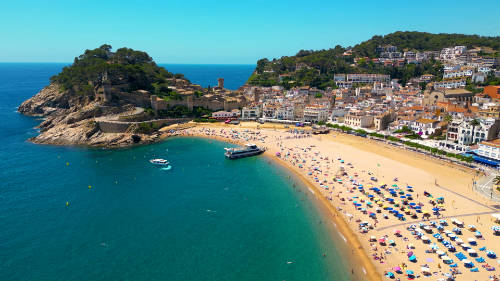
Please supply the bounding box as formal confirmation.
[149,159,170,165]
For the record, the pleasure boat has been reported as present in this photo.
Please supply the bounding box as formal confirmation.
[224,144,265,159]
[149,159,170,165]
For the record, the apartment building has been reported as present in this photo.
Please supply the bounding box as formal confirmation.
[443,68,473,79]
[344,113,374,128]
[241,106,261,119]
[303,105,329,123]
[477,139,500,161]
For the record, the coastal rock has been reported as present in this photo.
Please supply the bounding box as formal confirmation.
[18,83,157,147]
[18,84,69,116]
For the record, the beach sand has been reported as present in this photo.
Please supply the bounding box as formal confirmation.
[165,122,500,281]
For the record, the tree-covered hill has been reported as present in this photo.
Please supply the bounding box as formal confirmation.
[247,31,500,89]
[353,31,500,57]
[51,44,188,95]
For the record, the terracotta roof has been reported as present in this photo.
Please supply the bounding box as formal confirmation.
[417,118,438,124]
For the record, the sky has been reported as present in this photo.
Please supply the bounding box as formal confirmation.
[1,0,499,64]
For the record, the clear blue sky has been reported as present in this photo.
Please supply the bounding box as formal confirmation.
[1,0,499,64]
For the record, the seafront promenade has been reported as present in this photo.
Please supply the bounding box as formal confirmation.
[165,122,500,281]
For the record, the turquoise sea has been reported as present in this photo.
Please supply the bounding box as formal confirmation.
[0,63,352,281]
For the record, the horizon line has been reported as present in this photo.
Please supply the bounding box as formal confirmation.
[0,62,257,65]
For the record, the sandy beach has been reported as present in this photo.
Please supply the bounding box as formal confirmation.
[163,122,500,281]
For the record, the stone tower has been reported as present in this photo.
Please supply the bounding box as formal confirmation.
[217,78,224,89]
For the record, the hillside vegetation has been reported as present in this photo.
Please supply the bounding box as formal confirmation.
[51,44,188,96]
[248,31,500,89]
[353,31,500,57]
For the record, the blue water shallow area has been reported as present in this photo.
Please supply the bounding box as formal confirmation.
[0,63,351,281]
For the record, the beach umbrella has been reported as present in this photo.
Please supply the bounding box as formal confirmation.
[407,251,413,257]
[409,255,416,262]
[406,269,414,275]
[393,266,401,272]
[467,249,477,256]
[385,272,394,278]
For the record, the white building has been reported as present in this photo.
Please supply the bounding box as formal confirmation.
[477,139,500,161]
[410,118,440,136]
[276,106,295,120]
[457,118,500,145]
[478,66,492,74]
[303,105,329,123]
[443,68,473,79]
[212,110,238,119]
[433,80,466,89]
[241,106,261,119]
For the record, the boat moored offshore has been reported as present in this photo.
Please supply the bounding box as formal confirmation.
[224,144,265,159]
[149,159,170,165]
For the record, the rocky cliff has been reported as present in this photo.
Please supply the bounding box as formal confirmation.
[18,84,160,147]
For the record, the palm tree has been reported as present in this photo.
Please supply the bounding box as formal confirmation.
[443,114,452,123]
[494,176,500,186]
[469,119,480,127]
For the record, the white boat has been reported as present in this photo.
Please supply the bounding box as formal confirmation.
[149,159,170,165]
[224,144,265,159]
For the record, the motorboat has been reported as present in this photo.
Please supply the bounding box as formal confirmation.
[149,159,170,165]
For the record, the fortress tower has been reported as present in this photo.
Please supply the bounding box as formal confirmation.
[217,78,224,89]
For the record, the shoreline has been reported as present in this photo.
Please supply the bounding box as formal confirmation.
[269,150,382,281]
[169,132,382,281]
[167,123,500,281]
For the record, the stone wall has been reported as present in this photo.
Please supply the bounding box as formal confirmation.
[97,121,132,133]
[97,118,191,133]
[151,95,247,112]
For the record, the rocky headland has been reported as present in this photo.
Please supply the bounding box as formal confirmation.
[18,45,243,147]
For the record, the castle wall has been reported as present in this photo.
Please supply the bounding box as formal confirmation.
[97,118,191,133]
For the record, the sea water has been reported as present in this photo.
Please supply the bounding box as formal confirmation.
[0,63,351,281]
